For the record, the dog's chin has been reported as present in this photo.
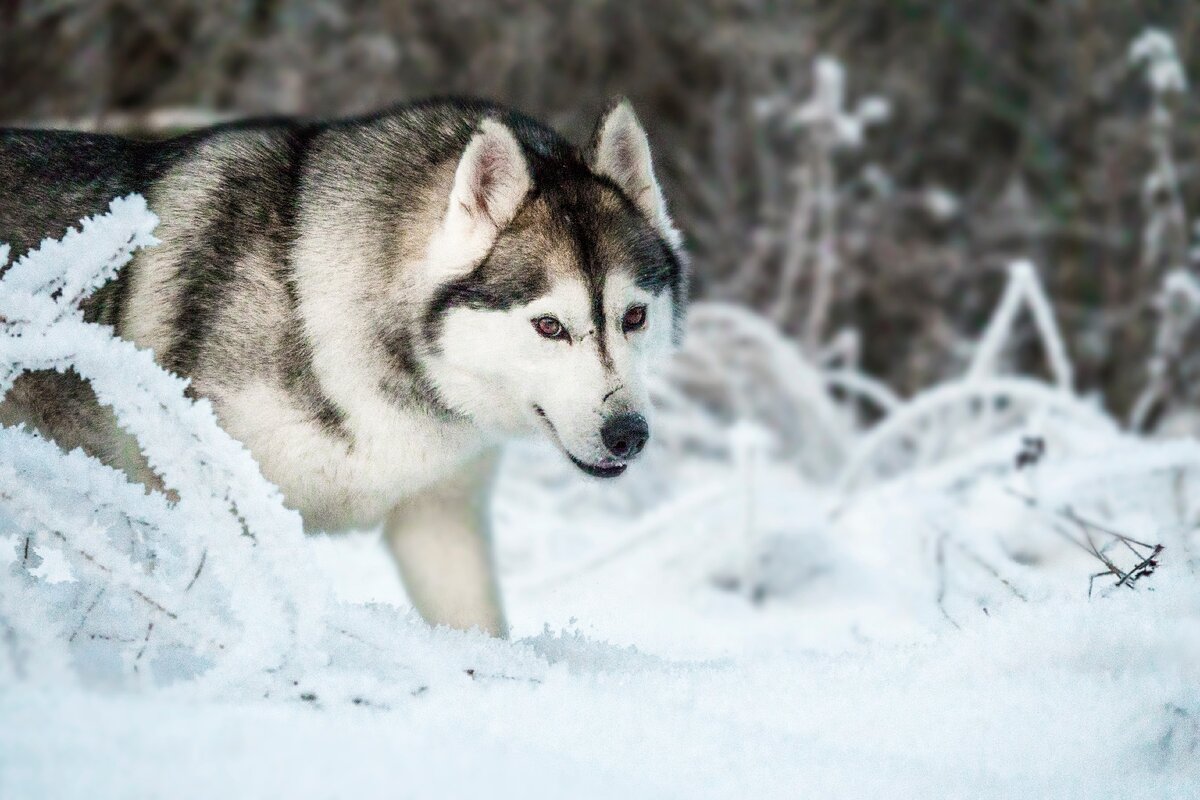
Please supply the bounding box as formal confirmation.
[533,405,628,479]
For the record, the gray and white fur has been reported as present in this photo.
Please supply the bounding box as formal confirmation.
[0,98,687,636]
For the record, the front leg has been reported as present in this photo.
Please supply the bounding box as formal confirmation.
[384,450,508,637]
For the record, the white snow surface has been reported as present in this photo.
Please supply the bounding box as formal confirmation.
[2,199,1199,799]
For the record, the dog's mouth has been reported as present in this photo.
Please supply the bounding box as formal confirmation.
[568,455,628,479]
[534,406,628,479]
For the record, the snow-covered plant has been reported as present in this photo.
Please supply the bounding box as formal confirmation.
[1130,28,1189,276]
[1130,29,1187,97]
[1,196,300,687]
[835,375,1115,493]
[836,261,1108,491]
[966,260,1074,390]
[764,57,889,352]
[1131,269,1200,433]
[653,301,854,481]
[789,57,891,150]
[1124,28,1200,435]
[0,197,347,692]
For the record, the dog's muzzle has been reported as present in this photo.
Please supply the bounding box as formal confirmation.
[534,406,649,478]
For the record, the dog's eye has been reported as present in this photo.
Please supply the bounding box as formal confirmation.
[622,305,647,333]
[533,315,567,340]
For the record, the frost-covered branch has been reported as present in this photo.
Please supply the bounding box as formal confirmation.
[1131,270,1200,432]
[967,260,1073,390]
[761,57,888,353]
[0,197,313,688]
[1130,29,1189,276]
[654,301,854,481]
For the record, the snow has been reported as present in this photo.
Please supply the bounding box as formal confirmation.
[790,56,889,148]
[3,551,1198,799]
[3,197,1200,797]
[1131,28,1188,95]
[923,185,960,222]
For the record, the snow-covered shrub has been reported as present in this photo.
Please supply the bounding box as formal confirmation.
[1122,29,1200,435]
[837,261,1108,490]
[754,57,888,354]
[1132,270,1200,434]
[1130,29,1188,97]
[0,195,313,688]
[653,302,853,480]
[1132,31,1189,257]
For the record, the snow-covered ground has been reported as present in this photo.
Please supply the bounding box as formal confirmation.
[3,200,1199,799]
[6,433,1200,799]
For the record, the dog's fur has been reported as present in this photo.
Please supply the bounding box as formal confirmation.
[0,98,687,636]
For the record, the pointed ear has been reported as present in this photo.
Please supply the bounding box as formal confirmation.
[445,119,531,235]
[589,98,680,247]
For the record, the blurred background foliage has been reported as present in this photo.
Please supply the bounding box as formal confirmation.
[2,0,1198,416]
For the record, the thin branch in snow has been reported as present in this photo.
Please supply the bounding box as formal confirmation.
[947,537,1030,603]
[1005,489,1163,594]
[933,530,961,630]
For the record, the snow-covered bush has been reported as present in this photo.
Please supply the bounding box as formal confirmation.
[1124,29,1200,435]
[748,57,889,355]
[0,195,312,688]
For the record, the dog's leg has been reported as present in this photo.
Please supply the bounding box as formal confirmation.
[384,450,508,637]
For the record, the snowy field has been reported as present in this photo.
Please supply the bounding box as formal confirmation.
[3,196,1200,795]
[5,430,1200,799]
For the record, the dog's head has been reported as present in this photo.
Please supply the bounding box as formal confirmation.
[420,100,687,477]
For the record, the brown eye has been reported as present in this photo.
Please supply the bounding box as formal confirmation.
[534,315,567,340]
[622,304,647,333]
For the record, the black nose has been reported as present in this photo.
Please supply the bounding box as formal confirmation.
[601,412,649,460]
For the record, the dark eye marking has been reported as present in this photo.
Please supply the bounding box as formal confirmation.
[622,304,647,333]
[533,315,570,341]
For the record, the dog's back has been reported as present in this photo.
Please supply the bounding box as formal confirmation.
[0,99,685,533]
[1,129,156,255]
[0,107,482,498]
[0,122,301,478]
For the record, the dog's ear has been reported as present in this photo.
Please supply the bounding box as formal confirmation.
[444,118,531,237]
[589,98,680,247]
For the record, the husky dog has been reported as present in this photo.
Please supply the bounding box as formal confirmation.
[0,98,687,636]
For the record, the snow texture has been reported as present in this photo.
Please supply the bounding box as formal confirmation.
[2,198,1199,799]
